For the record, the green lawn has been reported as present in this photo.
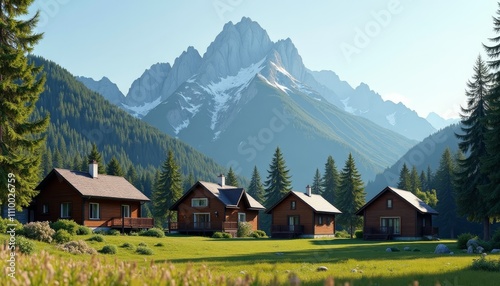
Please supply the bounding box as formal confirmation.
[2,234,499,285]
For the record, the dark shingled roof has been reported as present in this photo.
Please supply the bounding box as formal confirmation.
[36,168,150,201]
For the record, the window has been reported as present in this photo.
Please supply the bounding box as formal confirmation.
[60,203,71,218]
[387,199,393,209]
[42,204,49,214]
[238,212,246,222]
[122,205,130,218]
[89,203,100,219]
[318,216,323,225]
[290,201,296,210]
[380,217,400,234]
[191,198,208,207]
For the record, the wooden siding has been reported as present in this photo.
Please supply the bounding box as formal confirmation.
[82,199,142,228]
[362,191,418,237]
[313,213,335,235]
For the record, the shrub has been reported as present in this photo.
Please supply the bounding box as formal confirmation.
[251,230,268,238]
[87,234,104,242]
[354,230,364,239]
[138,242,148,247]
[50,219,79,235]
[100,244,118,254]
[136,246,153,255]
[120,242,135,251]
[140,228,165,238]
[16,236,35,255]
[335,230,350,238]
[154,242,165,247]
[23,221,55,243]
[237,222,252,238]
[57,240,97,255]
[53,229,72,244]
[107,229,120,236]
[471,256,500,272]
[457,233,478,249]
[0,218,23,234]
[212,232,231,238]
[76,225,92,235]
[129,231,139,236]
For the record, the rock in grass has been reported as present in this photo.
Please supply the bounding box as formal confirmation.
[434,244,451,254]
[467,245,474,254]
[317,266,328,272]
[386,248,392,252]
[351,269,357,273]
[403,246,411,251]
[491,249,500,254]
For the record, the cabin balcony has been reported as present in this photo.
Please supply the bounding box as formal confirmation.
[169,221,239,234]
[110,217,154,229]
[270,225,304,238]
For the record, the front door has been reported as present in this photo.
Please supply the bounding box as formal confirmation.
[194,213,210,229]
[288,215,299,231]
[380,217,400,234]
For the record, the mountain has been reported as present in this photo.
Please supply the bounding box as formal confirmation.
[31,56,228,198]
[141,18,417,188]
[426,112,460,130]
[309,70,436,141]
[365,124,460,199]
[75,76,125,105]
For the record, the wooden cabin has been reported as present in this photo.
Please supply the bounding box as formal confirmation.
[169,175,265,237]
[266,186,342,238]
[356,186,438,240]
[32,162,153,230]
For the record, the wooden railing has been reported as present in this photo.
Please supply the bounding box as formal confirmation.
[169,221,239,232]
[110,217,154,229]
[271,225,304,234]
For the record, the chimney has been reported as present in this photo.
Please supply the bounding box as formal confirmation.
[306,185,312,196]
[218,174,225,187]
[89,160,98,178]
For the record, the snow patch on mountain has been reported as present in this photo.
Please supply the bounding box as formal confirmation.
[122,97,162,118]
[341,97,356,114]
[386,112,396,126]
[173,119,190,135]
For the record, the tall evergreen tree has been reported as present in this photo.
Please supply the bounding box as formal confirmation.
[247,166,265,204]
[0,0,49,208]
[322,155,339,205]
[53,149,63,169]
[152,150,183,227]
[397,163,411,191]
[183,172,195,193]
[434,148,458,238]
[409,166,421,194]
[42,148,53,176]
[419,170,428,191]
[264,147,292,207]
[126,165,138,186]
[86,143,105,173]
[311,168,323,195]
[336,153,366,238]
[455,55,492,240]
[226,167,238,187]
[106,156,124,176]
[482,4,500,227]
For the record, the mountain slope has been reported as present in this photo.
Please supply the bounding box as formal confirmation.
[142,18,417,188]
[31,56,226,195]
[426,112,460,130]
[75,76,125,105]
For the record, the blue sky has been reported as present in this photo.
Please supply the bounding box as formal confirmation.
[29,0,498,119]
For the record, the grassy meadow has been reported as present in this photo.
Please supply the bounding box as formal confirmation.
[1,234,499,285]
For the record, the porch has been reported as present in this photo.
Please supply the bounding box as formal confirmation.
[270,225,305,238]
[110,217,154,229]
[169,221,239,236]
[363,226,439,240]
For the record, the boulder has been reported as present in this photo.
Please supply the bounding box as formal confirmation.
[403,247,411,251]
[476,246,484,254]
[386,248,392,252]
[467,238,478,248]
[491,249,500,254]
[317,266,328,272]
[467,245,474,254]
[434,244,451,254]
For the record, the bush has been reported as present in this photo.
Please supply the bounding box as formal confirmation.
[53,229,72,244]
[76,225,92,235]
[50,219,79,235]
[57,240,97,255]
[355,230,364,239]
[107,229,120,236]
[250,230,268,238]
[136,246,153,255]
[23,221,55,243]
[129,231,139,236]
[138,242,148,247]
[120,242,135,251]
[212,232,231,238]
[16,236,35,255]
[0,218,23,234]
[237,222,252,238]
[154,242,165,247]
[140,228,165,238]
[457,233,478,249]
[87,234,104,242]
[471,256,500,272]
[100,244,118,254]
[335,230,350,238]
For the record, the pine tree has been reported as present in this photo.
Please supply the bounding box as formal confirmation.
[106,156,124,176]
[126,165,138,186]
[455,55,492,240]
[183,172,195,193]
[42,148,53,176]
[434,148,458,238]
[86,143,105,173]
[482,4,500,227]
[53,150,63,168]
[0,0,49,208]
[311,168,323,195]
[264,147,292,207]
[336,153,366,238]
[397,163,411,191]
[226,167,238,187]
[322,155,339,205]
[419,170,428,191]
[152,150,183,227]
[409,166,421,194]
[247,166,265,204]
